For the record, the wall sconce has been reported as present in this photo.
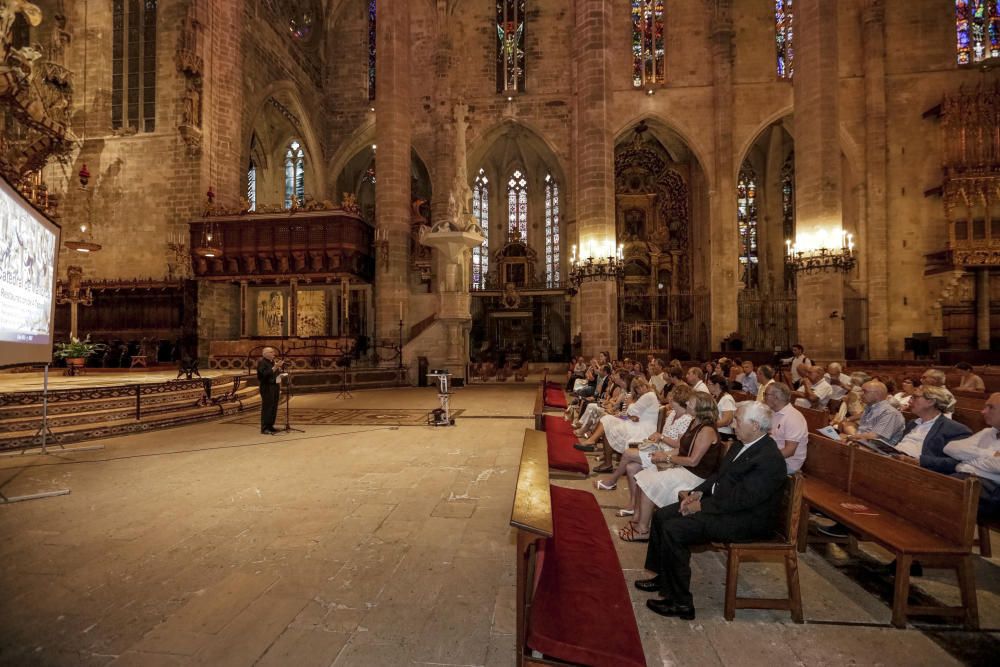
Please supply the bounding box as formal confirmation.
[568,239,625,288]
[786,228,857,274]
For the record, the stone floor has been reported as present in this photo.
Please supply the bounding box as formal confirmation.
[0,384,996,666]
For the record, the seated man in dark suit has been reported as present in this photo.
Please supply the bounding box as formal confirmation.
[636,401,788,620]
[890,385,970,473]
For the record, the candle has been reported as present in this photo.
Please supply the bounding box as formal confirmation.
[398,301,403,321]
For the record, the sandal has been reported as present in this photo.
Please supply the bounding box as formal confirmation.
[615,508,635,517]
[594,480,616,491]
[618,525,650,542]
[592,464,613,474]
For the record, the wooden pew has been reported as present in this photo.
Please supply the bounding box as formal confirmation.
[535,414,590,479]
[798,406,830,433]
[510,429,645,667]
[798,434,981,628]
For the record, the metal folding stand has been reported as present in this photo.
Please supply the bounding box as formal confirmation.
[336,354,354,399]
[0,365,79,504]
[280,371,304,433]
[426,370,455,427]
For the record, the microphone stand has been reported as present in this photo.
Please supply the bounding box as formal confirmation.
[280,367,304,433]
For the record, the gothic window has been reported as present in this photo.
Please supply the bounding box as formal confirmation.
[781,154,796,291]
[631,1,665,88]
[247,161,257,212]
[775,0,794,79]
[737,165,759,289]
[507,169,528,243]
[544,174,560,288]
[956,1,1000,65]
[368,0,377,99]
[472,169,490,289]
[284,140,305,209]
[496,1,526,94]
[112,0,157,132]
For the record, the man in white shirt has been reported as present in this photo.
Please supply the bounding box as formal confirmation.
[891,385,970,473]
[780,344,810,386]
[793,366,832,410]
[824,362,853,401]
[945,393,1000,523]
[648,358,668,395]
[755,364,775,403]
[764,382,809,473]
[735,360,759,396]
[686,366,709,394]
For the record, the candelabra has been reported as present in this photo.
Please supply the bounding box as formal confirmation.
[568,241,625,288]
[64,164,103,254]
[194,187,223,258]
[785,229,857,274]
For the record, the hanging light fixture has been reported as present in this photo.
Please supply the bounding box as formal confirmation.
[64,164,103,253]
[194,186,223,258]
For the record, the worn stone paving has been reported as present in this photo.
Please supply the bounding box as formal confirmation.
[0,385,993,666]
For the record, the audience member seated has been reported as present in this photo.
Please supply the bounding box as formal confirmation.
[570,365,601,402]
[576,377,661,474]
[956,362,986,393]
[841,381,905,443]
[621,392,723,543]
[891,385,971,473]
[755,364,776,402]
[920,368,955,417]
[634,401,787,621]
[824,362,853,400]
[574,367,627,437]
[890,376,920,411]
[566,355,588,391]
[707,375,737,443]
[648,358,668,395]
[686,366,709,394]
[792,365,832,410]
[832,380,865,433]
[592,385,694,509]
[735,360,759,396]
[763,382,809,474]
[946,393,1000,523]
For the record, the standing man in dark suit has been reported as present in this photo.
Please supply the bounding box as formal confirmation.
[257,346,284,434]
[636,401,788,619]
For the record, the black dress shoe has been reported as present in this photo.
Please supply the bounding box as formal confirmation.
[646,598,695,620]
[574,443,597,452]
[634,576,662,593]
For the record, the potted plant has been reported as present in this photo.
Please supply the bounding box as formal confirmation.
[54,335,103,373]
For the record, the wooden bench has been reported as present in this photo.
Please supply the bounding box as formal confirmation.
[510,429,645,667]
[978,518,998,557]
[538,371,568,410]
[698,473,805,622]
[798,406,830,433]
[798,434,981,628]
[535,414,590,479]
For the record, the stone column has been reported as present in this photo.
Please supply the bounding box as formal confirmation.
[573,0,617,357]
[709,1,739,352]
[793,0,845,361]
[763,125,786,296]
[977,270,991,351]
[374,0,412,346]
[863,0,890,357]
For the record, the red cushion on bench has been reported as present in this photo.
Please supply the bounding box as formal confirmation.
[544,387,568,409]
[544,414,575,435]
[527,486,646,667]
[545,429,591,476]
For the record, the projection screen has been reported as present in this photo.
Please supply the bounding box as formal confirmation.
[0,175,60,368]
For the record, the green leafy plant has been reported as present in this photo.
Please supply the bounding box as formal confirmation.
[53,335,104,359]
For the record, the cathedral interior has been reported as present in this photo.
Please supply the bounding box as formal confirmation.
[1,1,1000,666]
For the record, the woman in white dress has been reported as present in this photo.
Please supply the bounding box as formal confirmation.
[577,377,660,474]
[574,369,628,437]
[707,374,737,443]
[593,385,695,516]
[890,377,919,412]
[620,391,722,542]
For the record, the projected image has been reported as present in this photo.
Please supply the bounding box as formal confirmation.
[0,187,57,344]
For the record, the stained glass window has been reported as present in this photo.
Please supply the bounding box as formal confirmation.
[544,174,560,288]
[368,0,377,100]
[284,140,305,209]
[472,169,490,289]
[496,1,526,94]
[781,154,796,291]
[631,1,665,88]
[737,165,759,289]
[247,161,257,212]
[507,170,528,243]
[112,0,157,131]
[776,0,794,79]
[956,1,1000,65]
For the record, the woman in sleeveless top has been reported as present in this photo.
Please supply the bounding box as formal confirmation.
[620,391,723,542]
